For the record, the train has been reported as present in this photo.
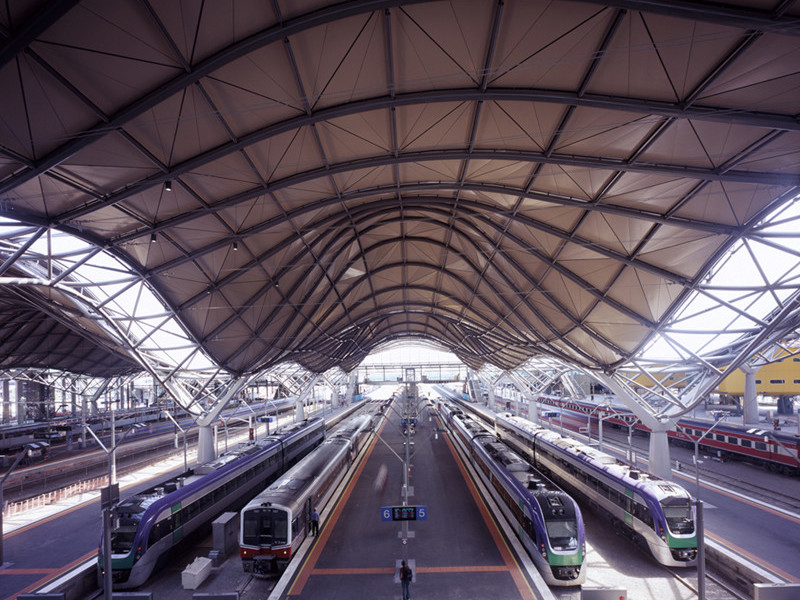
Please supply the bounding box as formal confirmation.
[494,412,697,567]
[533,395,800,475]
[102,417,325,588]
[0,406,172,457]
[441,402,586,586]
[443,392,698,567]
[239,412,377,574]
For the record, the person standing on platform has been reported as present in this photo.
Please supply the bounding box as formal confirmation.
[399,559,413,600]
[310,507,320,536]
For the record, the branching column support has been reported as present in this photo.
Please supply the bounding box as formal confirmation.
[474,373,496,410]
[594,372,675,481]
[502,372,532,421]
[295,374,321,422]
[196,376,255,464]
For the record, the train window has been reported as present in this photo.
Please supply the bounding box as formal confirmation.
[755,442,767,451]
[111,527,138,553]
[715,434,725,442]
[545,519,578,550]
[727,436,737,444]
[242,507,288,546]
[694,429,704,436]
[661,499,694,535]
[741,439,752,448]
[633,502,653,528]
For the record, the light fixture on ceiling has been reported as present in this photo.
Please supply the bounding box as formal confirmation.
[164,180,172,192]
[150,233,157,243]
[233,241,238,251]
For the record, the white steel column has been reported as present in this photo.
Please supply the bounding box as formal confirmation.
[648,420,674,481]
[741,366,759,425]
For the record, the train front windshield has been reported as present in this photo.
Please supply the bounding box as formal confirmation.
[111,527,138,553]
[545,519,579,551]
[242,507,289,546]
[661,498,694,534]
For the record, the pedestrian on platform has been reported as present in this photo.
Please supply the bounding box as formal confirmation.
[399,559,413,600]
[310,507,320,536]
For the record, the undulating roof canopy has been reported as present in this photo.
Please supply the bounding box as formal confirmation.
[1,0,799,377]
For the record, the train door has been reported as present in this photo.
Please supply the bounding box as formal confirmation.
[624,490,634,528]
[304,497,313,536]
[171,503,183,544]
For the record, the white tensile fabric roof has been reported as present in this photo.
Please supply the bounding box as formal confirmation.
[0,0,799,377]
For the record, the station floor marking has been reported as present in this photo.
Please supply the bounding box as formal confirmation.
[2,550,96,600]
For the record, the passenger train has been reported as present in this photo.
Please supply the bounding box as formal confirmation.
[102,417,325,588]
[534,395,800,475]
[441,392,697,567]
[441,403,585,586]
[239,413,376,574]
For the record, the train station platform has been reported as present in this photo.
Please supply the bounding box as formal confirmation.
[133,399,548,600]
[269,400,543,600]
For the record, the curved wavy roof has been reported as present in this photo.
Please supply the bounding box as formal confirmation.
[1,0,799,377]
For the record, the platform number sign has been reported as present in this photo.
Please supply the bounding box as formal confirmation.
[381,505,427,521]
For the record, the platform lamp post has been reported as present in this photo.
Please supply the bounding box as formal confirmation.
[625,419,639,466]
[264,399,279,435]
[0,443,37,566]
[162,411,198,473]
[585,404,609,444]
[692,411,727,600]
[597,411,622,452]
[84,421,146,599]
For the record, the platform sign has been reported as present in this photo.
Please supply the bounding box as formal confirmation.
[381,505,427,521]
[101,483,119,509]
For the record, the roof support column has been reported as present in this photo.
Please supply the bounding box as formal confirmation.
[2,380,9,424]
[594,371,676,479]
[346,371,358,404]
[648,421,673,481]
[741,365,759,425]
[196,376,255,464]
[504,371,540,424]
[295,374,321,422]
[473,371,501,411]
[197,425,215,466]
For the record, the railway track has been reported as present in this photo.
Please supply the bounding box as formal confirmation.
[665,565,751,600]
[679,460,800,511]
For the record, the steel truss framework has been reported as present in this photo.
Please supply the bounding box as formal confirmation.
[0,0,799,421]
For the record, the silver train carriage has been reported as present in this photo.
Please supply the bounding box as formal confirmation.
[239,413,375,574]
[103,418,325,588]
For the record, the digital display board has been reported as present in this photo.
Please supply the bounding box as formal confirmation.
[381,505,427,521]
